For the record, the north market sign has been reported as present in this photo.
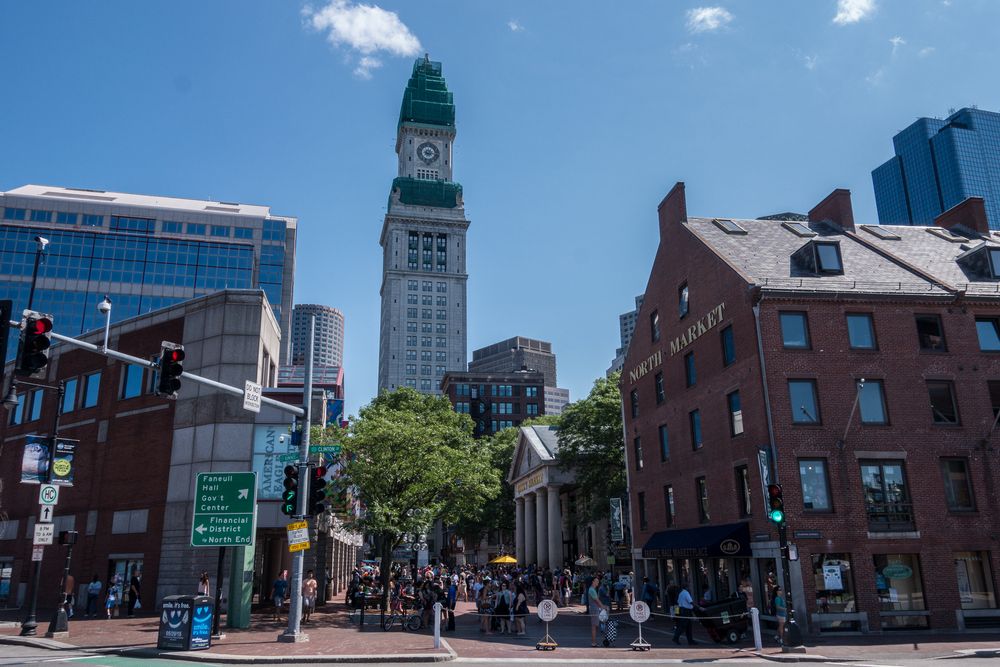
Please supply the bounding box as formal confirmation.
[627,302,727,384]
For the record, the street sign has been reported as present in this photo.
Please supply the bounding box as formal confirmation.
[31,546,43,562]
[190,472,257,547]
[277,453,299,463]
[33,523,54,545]
[537,599,558,622]
[39,505,54,523]
[308,445,341,455]
[287,520,310,552]
[243,380,262,413]
[630,600,651,623]
[39,484,59,506]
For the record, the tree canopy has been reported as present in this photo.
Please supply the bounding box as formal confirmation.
[341,388,500,606]
[556,372,626,523]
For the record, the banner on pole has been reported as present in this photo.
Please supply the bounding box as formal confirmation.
[609,497,624,542]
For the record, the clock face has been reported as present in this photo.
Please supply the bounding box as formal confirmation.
[417,142,440,165]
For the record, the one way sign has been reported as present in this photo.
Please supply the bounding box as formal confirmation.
[39,505,53,523]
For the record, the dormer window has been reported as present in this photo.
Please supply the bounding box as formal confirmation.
[990,249,1000,278]
[955,242,1000,280]
[815,242,843,274]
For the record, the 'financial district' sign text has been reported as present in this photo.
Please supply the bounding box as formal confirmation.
[191,472,257,547]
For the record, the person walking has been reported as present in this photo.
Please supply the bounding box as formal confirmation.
[587,576,608,647]
[127,569,141,617]
[271,570,289,621]
[85,575,102,617]
[104,579,118,620]
[197,572,210,596]
[774,586,787,644]
[302,569,318,623]
[672,581,695,645]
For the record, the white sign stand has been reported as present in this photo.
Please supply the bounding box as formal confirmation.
[535,598,558,651]
[629,600,652,651]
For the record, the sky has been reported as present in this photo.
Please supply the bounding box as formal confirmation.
[2,0,999,418]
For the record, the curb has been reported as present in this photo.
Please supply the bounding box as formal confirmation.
[0,634,457,664]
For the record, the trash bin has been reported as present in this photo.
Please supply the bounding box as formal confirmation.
[157,595,214,651]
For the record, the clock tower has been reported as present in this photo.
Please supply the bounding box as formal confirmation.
[378,57,469,394]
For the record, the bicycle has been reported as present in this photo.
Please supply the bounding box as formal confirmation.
[382,596,423,631]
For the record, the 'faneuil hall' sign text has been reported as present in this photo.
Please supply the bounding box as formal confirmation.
[628,302,726,384]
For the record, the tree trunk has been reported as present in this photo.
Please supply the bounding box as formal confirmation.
[379,533,394,612]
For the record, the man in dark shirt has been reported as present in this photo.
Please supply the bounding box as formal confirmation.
[127,569,141,617]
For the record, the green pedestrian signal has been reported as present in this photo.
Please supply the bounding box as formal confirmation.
[281,465,298,517]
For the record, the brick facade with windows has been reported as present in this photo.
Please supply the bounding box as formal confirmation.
[441,370,546,438]
[622,183,1000,633]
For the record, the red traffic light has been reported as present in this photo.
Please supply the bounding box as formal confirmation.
[28,318,52,335]
[314,466,327,478]
[767,484,782,499]
[164,349,185,362]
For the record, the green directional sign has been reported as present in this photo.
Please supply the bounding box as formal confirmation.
[191,471,257,547]
[309,445,341,455]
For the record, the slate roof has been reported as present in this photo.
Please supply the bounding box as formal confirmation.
[684,216,965,298]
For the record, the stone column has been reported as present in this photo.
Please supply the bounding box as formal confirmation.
[547,486,563,571]
[515,497,526,565]
[536,486,549,569]
[524,493,537,566]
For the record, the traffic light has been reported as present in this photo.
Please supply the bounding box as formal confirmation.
[310,466,328,516]
[281,465,298,517]
[156,341,185,398]
[16,310,53,377]
[767,484,785,524]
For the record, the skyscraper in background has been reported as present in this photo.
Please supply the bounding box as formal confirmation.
[0,184,296,360]
[378,57,469,394]
[291,304,344,368]
[873,107,1000,228]
[469,336,557,387]
[606,294,644,377]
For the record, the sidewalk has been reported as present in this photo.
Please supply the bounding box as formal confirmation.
[3,600,1000,663]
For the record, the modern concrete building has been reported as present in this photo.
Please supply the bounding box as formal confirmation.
[0,184,296,362]
[623,181,1000,634]
[470,336,557,387]
[544,387,570,416]
[607,295,645,377]
[291,304,344,368]
[378,57,469,395]
[0,290,359,614]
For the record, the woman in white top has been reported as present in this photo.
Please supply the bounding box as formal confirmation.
[198,572,210,596]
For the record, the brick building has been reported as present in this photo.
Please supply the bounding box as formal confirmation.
[0,290,360,616]
[441,370,546,438]
[622,183,1000,634]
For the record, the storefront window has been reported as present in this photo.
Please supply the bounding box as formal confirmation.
[874,554,928,629]
[812,553,859,631]
[955,551,997,610]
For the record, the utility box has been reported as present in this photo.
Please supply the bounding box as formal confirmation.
[157,595,213,651]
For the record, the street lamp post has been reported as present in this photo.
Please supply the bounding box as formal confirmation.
[19,379,65,637]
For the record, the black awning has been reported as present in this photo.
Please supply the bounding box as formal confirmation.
[641,521,751,559]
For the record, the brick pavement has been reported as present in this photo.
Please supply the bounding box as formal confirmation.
[3,599,1000,662]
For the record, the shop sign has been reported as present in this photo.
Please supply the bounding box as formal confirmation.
[719,539,742,556]
[515,471,544,495]
[793,530,821,539]
[882,563,913,580]
[668,303,726,356]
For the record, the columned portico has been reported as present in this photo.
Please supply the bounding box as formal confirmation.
[524,493,537,565]
[515,498,525,564]
[547,485,562,570]
[536,486,549,568]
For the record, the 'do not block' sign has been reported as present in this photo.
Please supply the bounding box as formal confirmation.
[630,600,651,623]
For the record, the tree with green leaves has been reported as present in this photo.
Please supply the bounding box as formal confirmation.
[342,387,501,609]
[556,372,626,523]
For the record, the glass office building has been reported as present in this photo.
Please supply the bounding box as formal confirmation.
[0,185,296,360]
[872,108,1000,228]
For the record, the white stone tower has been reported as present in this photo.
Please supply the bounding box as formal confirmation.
[378,57,469,394]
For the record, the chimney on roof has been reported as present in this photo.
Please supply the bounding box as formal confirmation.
[657,182,687,242]
[934,197,990,235]
[808,188,855,231]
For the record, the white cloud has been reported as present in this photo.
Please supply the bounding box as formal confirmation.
[919,46,936,57]
[890,35,906,54]
[866,66,885,86]
[833,0,875,25]
[508,20,524,32]
[303,0,421,78]
[803,54,819,70]
[686,7,733,33]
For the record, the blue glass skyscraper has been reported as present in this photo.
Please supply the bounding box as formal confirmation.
[873,108,1000,229]
[0,184,296,360]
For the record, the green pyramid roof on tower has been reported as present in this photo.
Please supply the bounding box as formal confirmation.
[398,56,455,128]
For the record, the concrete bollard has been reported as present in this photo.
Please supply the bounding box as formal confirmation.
[433,602,442,649]
[751,606,762,652]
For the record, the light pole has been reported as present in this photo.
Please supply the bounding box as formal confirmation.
[26,236,49,312]
[18,379,65,637]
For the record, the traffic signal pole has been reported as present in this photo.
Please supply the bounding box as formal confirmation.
[280,314,313,644]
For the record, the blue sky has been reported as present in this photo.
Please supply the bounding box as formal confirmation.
[2,0,998,417]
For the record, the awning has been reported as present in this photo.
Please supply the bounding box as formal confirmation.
[641,521,751,559]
